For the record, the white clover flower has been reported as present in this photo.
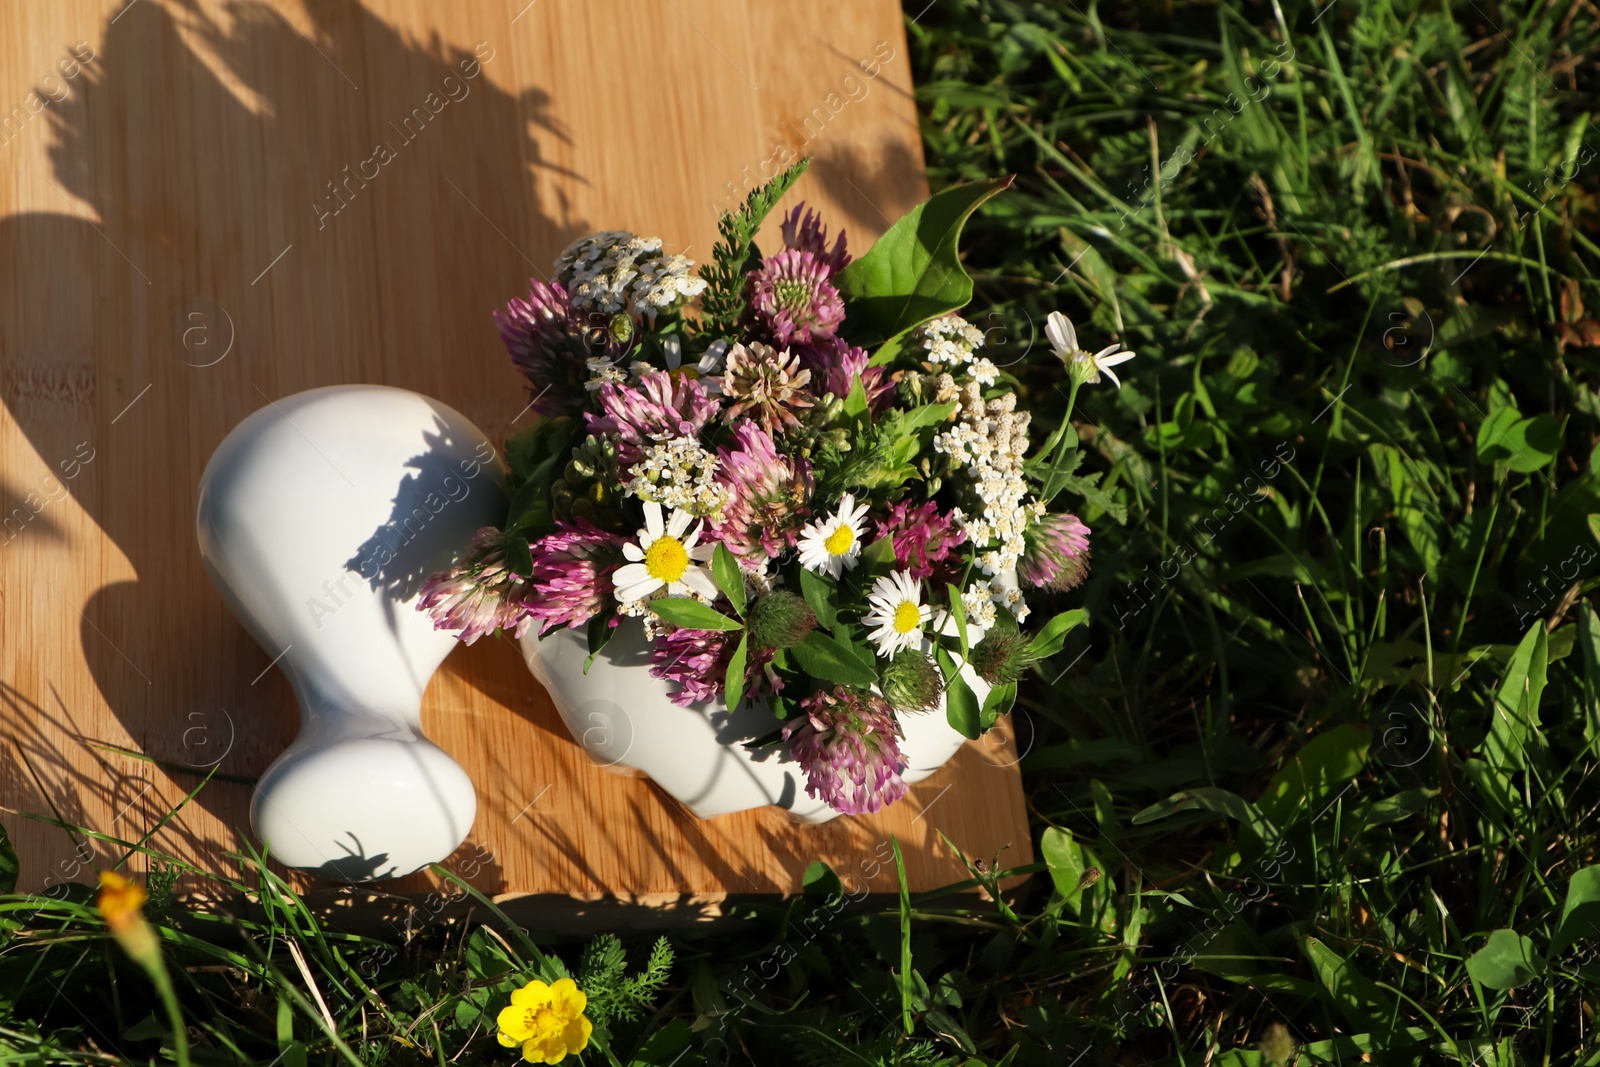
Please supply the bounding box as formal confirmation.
[797,493,871,579]
[1045,311,1135,388]
[863,570,932,658]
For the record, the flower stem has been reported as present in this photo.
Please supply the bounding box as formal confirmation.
[140,952,192,1067]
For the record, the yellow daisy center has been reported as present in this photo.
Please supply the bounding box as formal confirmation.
[823,524,855,555]
[644,536,690,583]
[893,601,922,634]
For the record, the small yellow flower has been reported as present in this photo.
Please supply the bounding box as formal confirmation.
[495,977,593,1064]
[96,870,148,935]
[96,870,161,966]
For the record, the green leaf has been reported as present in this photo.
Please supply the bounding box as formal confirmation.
[724,633,749,711]
[1580,606,1600,755]
[892,837,914,1034]
[1132,788,1279,847]
[946,583,971,660]
[583,611,617,674]
[792,630,877,687]
[1475,404,1523,463]
[842,373,869,419]
[1477,406,1563,474]
[0,820,15,895]
[648,598,743,632]
[862,536,897,567]
[712,543,745,617]
[1463,757,1520,822]
[1255,724,1372,829]
[1346,788,1439,840]
[897,401,957,432]
[1466,930,1542,989]
[980,682,1016,728]
[798,566,839,629]
[504,417,575,530]
[1554,865,1600,954]
[506,536,533,579]
[935,645,981,739]
[700,159,811,335]
[1303,937,1401,1033]
[802,860,843,901]
[1039,826,1089,913]
[1484,623,1548,771]
[1026,609,1088,660]
[835,176,1015,351]
[1502,415,1564,473]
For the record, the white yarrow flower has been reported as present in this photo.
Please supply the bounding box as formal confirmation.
[919,313,986,367]
[863,570,932,658]
[1045,311,1135,388]
[613,501,719,607]
[796,492,870,579]
[624,437,728,518]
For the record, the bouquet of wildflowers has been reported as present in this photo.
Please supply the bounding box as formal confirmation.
[420,161,1123,816]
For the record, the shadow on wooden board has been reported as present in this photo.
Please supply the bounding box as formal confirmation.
[0,0,580,894]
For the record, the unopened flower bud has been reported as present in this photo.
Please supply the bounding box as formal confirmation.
[748,591,817,650]
[608,311,633,344]
[970,625,1036,685]
[880,650,944,713]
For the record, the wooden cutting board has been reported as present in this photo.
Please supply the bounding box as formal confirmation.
[0,0,1033,913]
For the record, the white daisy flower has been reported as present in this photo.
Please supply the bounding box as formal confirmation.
[655,336,726,395]
[1045,311,1135,388]
[863,570,932,658]
[796,492,871,579]
[613,501,719,608]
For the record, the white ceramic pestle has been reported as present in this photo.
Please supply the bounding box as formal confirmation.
[195,385,504,881]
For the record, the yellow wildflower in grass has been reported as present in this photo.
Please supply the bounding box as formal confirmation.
[96,870,161,964]
[495,976,593,1064]
[96,870,148,933]
[96,870,191,1066]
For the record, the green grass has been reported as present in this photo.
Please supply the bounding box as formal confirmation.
[5,0,1600,1063]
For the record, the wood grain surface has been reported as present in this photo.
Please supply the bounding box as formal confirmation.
[0,0,1032,912]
